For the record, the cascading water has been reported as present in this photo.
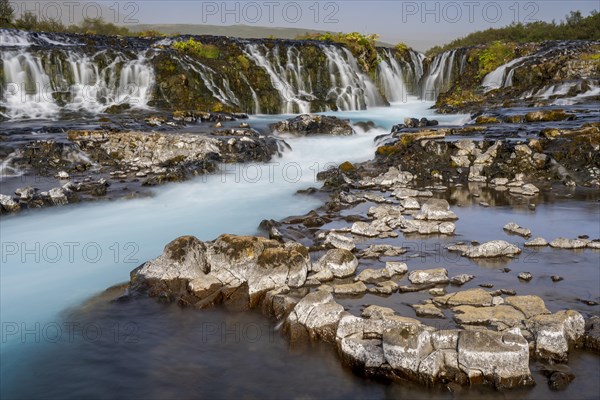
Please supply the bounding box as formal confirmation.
[420,50,457,101]
[481,56,529,92]
[377,50,409,103]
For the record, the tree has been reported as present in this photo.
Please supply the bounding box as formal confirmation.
[0,0,14,27]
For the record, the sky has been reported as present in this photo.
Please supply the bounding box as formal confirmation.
[11,1,600,50]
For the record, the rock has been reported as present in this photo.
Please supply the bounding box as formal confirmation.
[526,310,585,362]
[271,114,354,136]
[286,290,344,342]
[408,268,449,285]
[361,244,406,258]
[464,240,521,258]
[456,328,534,389]
[509,183,540,196]
[362,305,396,319]
[588,240,600,249]
[325,232,356,251]
[548,370,575,391]
[491,177,509,186]
[415,199,458,221]
[505,295,551,319]
[549,238,589,249]
[453,305,526,330]
[412,303,445,318]
[48,187,68,205]
[517,272,533,281]
[475,115,500,124]
[433,289,493,307]
[429,288,446,296]
[525,237,549,247]
[393,188,433,199]
[503,222,532,238]
[385,262,408,275]
[0,194,20,213]
[131,235,309,309]
[400,219,456,235]
[525,109,575,122]
[311,268,334,282]
[350,221,381,237]
[368,281,399,295]
[333,281,368,296]
[450,274,475,286]
[584,316,600,351]
[57,170,70,179]
[355,262,407,283]
[551,275,563,282]
[314,249,358,278]
[400,197,421,209]
[15,186,36,200]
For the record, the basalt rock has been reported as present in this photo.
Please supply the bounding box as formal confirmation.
[271,114,355,136]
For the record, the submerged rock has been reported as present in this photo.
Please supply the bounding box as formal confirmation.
[503,222,532,238]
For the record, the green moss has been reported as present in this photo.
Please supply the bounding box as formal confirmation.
[172,38,220,59]
[477,41,516,79]
[236,54,251,70]
[375,145,400,157]
[475,115,500,124]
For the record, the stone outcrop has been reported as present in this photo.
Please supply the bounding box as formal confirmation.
[271,114,355,136]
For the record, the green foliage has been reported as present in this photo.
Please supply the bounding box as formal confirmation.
[172,38,220,59]
[394,42,409,54]
[73,18,129,36]
[136,30,167,38]
[426,10,600,56]
[236,55,251,70]
[297,31,380,72]
[0,0,14,27]
[477,41,516,78]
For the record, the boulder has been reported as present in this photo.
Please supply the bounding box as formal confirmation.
[525,237,549,247]
[271,114,355,136]
[503,222,532,238]
[0,194,20,213]
[433,289,493,307]
[549,238,589,249]
[325,232,356,251]
[526,310,585,362]
[313,249,358,278]
[408,268,449,285]
[412,303,445,318]
[415,199,458,221]
[450,274,475,286]
[464,240,522,258]
[350,221,381,237]
[286,290,345,342]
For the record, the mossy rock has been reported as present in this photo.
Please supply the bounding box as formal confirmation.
[525,110,576,123]
[475,116,500,125]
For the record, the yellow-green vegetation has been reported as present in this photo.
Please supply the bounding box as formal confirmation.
[476,41,516,79]
[440,87,483,108]
[235,55,251,70]
[394,42,409,55]
[426,10,600,56]
[475,115,500,124]
[297,32,380,72]
[172,38,220,59]
[137,30,167,38]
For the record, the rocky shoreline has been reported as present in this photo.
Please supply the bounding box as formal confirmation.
[106,110,600,392]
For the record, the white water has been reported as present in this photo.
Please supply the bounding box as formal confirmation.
[421,50,456,101]
[0,103,468,330]
[377,50,409,103]
[1,50,154,118]
[481,56,528,92]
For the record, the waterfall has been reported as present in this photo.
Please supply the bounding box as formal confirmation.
[1,47,154,119]
[186,58,240,107]
[0,30,31,47]
[377,50,409,103]
[421,50,457,101]
[1,50,60,119]
[481,56,528,92]
[243,43,312,114]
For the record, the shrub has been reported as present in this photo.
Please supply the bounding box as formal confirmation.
[172,38,220,59]
[477,41,516,78]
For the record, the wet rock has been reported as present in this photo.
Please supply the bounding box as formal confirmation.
[393,188,433,199]
[518,272,533,281]
[509,183,540,196]
[57,170,70,179]
[408,268,449,285]
[453,305,526,330]
[350,221,381,237]
[313,249,358,278]
[446,244,470,254]
[505,295,551,319]
[525,109,575,122]
[400,197,421,209]
[464,240,521,258]
[325,232,356,251]
[48,187,69,206]
[526,310,585,362]
[368,281,399,295]
[271,114,354,136]
[414,198,458,221]
[588,240,600,249]
[400,219,456,235]
[457,328,533,389]
[551,275,563,282]
[311,268,334,282]
[333,281,368,296]
[450,274,475,286]
[547,370,575,391]
[412,303,445,318]
[429,288,446,296]
[286,290,345,342]
[525,237,549,247]
[491,177,509,186]
[549,237,589,249]
[0,194,20,213]
[362,305,396,319]
[360,244,407,258]
[503,222,532,238]
[355,262,407,283]
[433,288,493,307]
[583,316,600,351]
